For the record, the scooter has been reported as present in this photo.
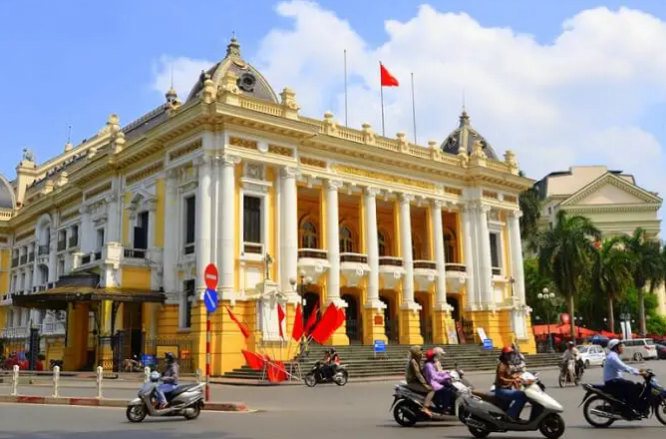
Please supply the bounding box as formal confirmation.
[558,359,583,387]
[126,372,205,422]
[391,365,473,427]
[581,369,666,427]
[460,370,565,439]
[304,361,348,387]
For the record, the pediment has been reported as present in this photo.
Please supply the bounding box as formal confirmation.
[561,173,661,207]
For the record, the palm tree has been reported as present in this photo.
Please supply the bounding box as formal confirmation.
[622,228,663,335]
[519,185,542,252]
[539,210,601,340]
[592,238,632,333]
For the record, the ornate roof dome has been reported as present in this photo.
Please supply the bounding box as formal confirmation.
[440,111,498,160]
[186,37,278,103]
[0,174,15,210]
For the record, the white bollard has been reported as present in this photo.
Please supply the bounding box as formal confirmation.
[52,365,60,397]
[10,365,19,396]
[195,368,202,384]
[144,366,151,383]
[96,366,103,399]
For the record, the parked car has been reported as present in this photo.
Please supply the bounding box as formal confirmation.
[619,338,658,362]
[656,343,666,360]
[577,344,606,368]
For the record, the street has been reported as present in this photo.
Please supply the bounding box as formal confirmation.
[2,359,666,438]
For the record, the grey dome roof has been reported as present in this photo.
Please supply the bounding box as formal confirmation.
[186,37,278,104]
[0,174,15,210]
[440,111,498,160]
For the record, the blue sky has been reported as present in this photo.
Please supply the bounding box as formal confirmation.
[2,0,666,207]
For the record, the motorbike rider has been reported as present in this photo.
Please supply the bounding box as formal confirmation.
[432,347,446,372]
[604,339,646,415]
[155,352,179,409]
[423,349,453,412]
[494,346,527,421]
[405,345,433,417]
[561,341,580,378]
[319,348,339,380]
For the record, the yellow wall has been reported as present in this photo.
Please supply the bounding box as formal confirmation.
[121,267,151,290]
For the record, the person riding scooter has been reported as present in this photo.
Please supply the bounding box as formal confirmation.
[561,342,580,379]
[604,339,646,416]
[405,345,432,416]
[423,349,453,413]
[494,346,527,421]
[155,352,179,409]
[319,348,339,380]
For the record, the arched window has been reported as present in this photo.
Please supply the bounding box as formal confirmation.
[301,221,318,249]
[339,226,354,253]
[378,231,387,257]
[444,228,458,263]
[412,237,422,260]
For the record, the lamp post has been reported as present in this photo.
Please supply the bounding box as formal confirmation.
[537,288,556,353]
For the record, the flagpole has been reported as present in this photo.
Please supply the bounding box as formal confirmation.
[411,72,417,144]
[380,62,385,137]
[344,49,348,127]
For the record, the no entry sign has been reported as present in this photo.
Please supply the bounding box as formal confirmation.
[204,264,218,290]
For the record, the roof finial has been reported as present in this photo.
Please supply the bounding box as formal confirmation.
[226,33,241,58]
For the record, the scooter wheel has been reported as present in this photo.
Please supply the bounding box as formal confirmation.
[334,370,348,386]
[304,373,317,387]
[126,404,147,423]
[539,413,565,439]
[468,426,490,438]
[184,403,201,420]
[393,401,417,427]
[583,396,615,428]
[655,397,666,425]
[558,374,565,388]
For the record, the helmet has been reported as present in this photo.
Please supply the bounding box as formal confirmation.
[150,371,160,382]
[425,349,436,361]
[567,341,575,347]
[501,346,514,354]
[165,352,175,362]
[409,345,423,357]
[433,347,446,356]
[608,339,622,351]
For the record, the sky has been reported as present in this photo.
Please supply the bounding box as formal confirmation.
[2,0,666,220]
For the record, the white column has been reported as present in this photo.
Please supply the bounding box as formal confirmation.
[326,180,343,305]
[106,180,121,243]
[508,210,526,305]
[477,205,493,307]
[364,187,382,308]
[399,194,418,309]
[431,200,447,309]
[162,169,178,295]
[220,155,238,298]
[195,156,212,295]
[279,167,298,298]
[461,206,476,309]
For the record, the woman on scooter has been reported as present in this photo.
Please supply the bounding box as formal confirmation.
[405,345,433,416]
[494,346,527,421]
[423,349,453,412]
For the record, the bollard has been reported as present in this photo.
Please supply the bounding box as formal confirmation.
[96,366,103,399]
[195,368,202,384]
[52,366,60,397]
[10,365,19,396]
[144,366,151,383]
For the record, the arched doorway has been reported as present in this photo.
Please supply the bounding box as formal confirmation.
[342,294,359,343]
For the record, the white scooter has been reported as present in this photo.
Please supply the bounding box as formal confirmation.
[126,371,205,422]
[460,370,565,438]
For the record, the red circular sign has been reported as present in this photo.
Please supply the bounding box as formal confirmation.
[204,264,218,290]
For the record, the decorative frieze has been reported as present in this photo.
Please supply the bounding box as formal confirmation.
[300,157,326,168]
[168,139,202,161]
[16,229,35,242]
[84,182,112,200]
[268,144,293,157]
[59,209,80,223]
[332,165,435,190]
[125,162,163,186]
[444,187,463,196]
[482,190,499,200]
[229,136,258,150]
[503,195,517,203]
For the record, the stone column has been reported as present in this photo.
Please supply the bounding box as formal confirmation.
[279,167,299,302]
[508,211,526,305]
[195,156,212,296]
[461,205,476,309]
[325,179,343,306]
[477,205,493,307]
[362,187,386,345]
[219,155,238,299]
[47,215,57,284]
[398,193,422,344]
[106,181,121,243]
[162,169,178,296]
[431,200,452,344]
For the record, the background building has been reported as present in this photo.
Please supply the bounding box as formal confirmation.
[0,38,535,374]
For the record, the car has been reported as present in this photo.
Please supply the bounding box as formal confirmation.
[656,344,666,360]
[620,338,658,362]
[577,344,606,368]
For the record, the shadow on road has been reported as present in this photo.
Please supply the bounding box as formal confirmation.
[0,429,248,439]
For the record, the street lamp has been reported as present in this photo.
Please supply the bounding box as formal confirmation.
[537,287,556,353]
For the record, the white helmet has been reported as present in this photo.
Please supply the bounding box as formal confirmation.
[608,339,622,351]
[150,371,160,382]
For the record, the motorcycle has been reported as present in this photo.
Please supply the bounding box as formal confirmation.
[558,359,583,387]
[460,370,565,439]
[126,372,205,422]
[304,361,348,387]
[391,365,473,427]
[581,369,666,427]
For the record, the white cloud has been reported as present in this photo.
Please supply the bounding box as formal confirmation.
[151,55,214,101]
[151,2,666,209]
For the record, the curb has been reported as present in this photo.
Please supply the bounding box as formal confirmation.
[0,395,248,412]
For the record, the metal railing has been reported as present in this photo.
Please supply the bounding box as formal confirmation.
[297,248,327,259]
[94,251,102,261]
[11,257,18,267]
[81,254,91,265]
[38,245,49,256]
[492,267,502,276]
[184,243,195,255]
[0,326,29,339]
[57,240,66,251]
[378,256,403,267]
[68,236,78,248]
[28,252,34,262]
[340,253,368,264]
[41,320,66,335]
[19,255,27,265]
[124,248,146,259]
[243,242,263,255]
[413,260,437,270]
[445,263,466,272]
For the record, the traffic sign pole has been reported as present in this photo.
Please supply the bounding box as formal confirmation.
[203,264,218,402]
[206,312,211,401]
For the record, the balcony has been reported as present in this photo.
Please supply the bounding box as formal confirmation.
[297,248,329,283]
[184,242,195,255]
[38,245,50,256]
[57,240,66,252]
[68,235,78,248]
[492,267,502,276]
[1,326,29,339]
[413,259,438,290]
[445,262,467,290]
[243,242,263,255]
[94,251,102,261]
[11,257,18,267]
[41,320,66,335]
[81,254,91,265]
[340,252,370,287]
[19,255,27,265]
[124,248,146,259]
[378,256,404,289]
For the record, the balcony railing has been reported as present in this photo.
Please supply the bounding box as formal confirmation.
[81,254,91,265]
[298,249,327,259]
[36,285,47,292]
[57,240,66,251]
[378,256,403,267]
[11,257,18,267]
[94,251,102,261]
[124,248,146,259]
[243,242,263,255]
[492,267,502,276]
[445,263,466,272]
[184,242,195,255]
[42,320,66,335]
[19,255,27,265]
[69,235,78,248]
[413,260,437,270]
[0,326,29,339]
[28,252,34,262]
[38,245,50,256]
[340,253,368,264]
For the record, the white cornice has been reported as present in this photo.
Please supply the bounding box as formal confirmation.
[560,172,662,207]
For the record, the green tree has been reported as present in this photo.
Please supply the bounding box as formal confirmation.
[592,237,632,333]
[621,228,663,335]
[539,210,601,340]
[524,258,558,321]
[519,185,542,252]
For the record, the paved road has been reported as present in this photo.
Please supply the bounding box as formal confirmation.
[2,360,666,439]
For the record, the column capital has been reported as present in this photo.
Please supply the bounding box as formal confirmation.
[326,179,343,190]
[194,155,211,166]
[431,199,445,209]
[400,193,414,203]
[165,167,179,180]
[509,209,523,219]
[364,186,381,197]
[220,154,241,167]
[280,166,299,178]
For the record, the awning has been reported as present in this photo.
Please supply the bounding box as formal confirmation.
[11,286,165,310]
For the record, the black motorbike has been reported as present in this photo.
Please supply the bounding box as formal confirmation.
[304,361,348,387]
[581,369,666,427]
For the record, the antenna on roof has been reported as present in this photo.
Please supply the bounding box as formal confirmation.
[170,66,174,89]
[462,89,466,112]
[67,125,72,144]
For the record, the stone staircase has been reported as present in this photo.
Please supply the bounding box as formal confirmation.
[221,344,562,380]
